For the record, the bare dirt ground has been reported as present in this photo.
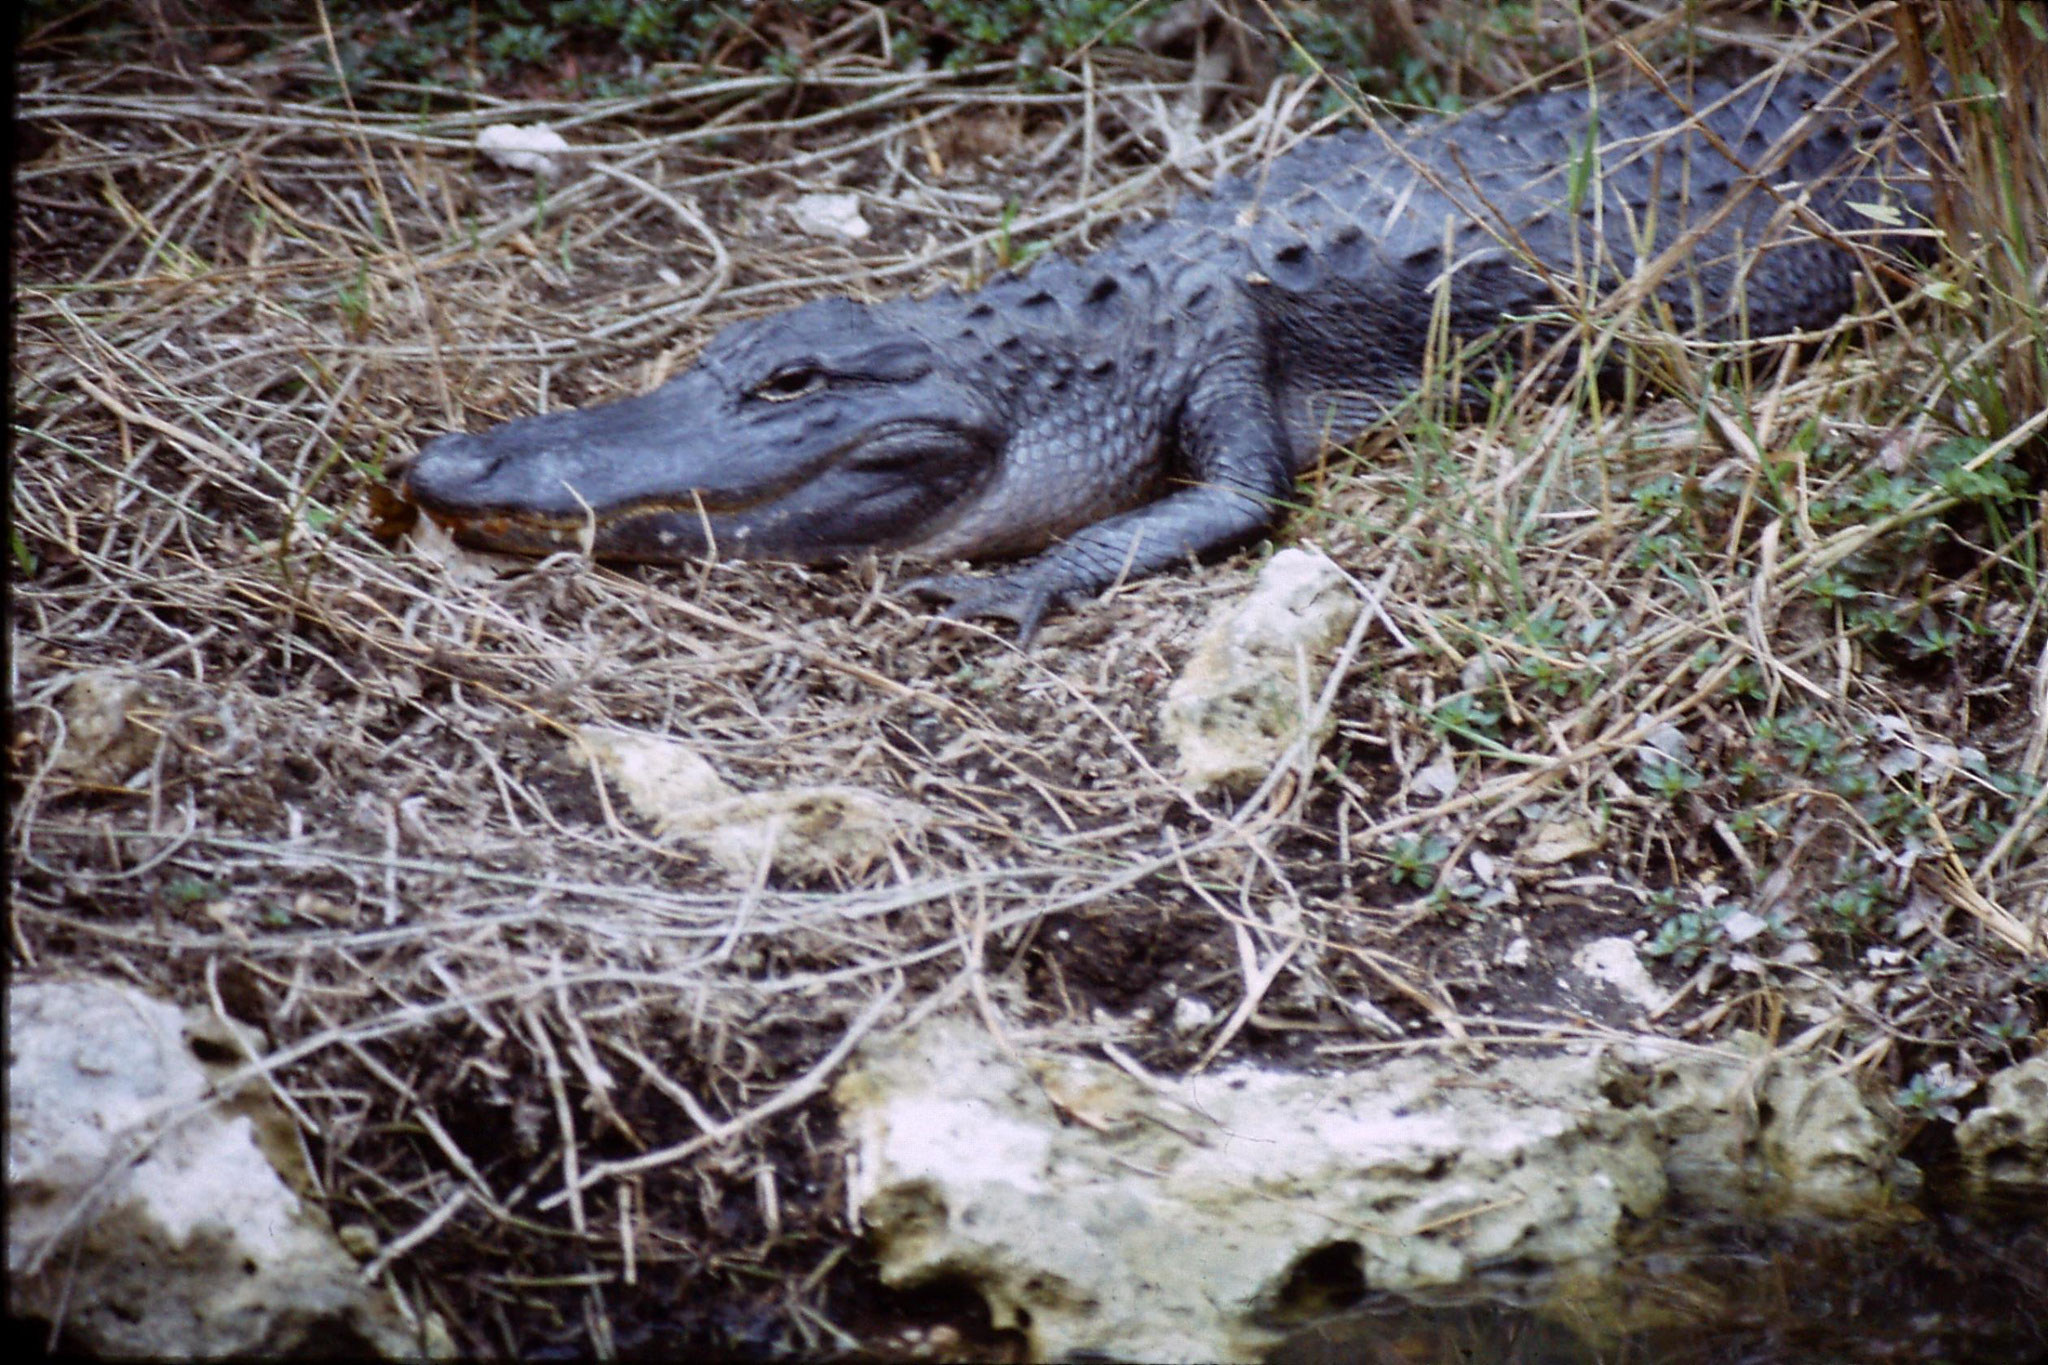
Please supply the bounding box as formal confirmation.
[11,1,2047,1357]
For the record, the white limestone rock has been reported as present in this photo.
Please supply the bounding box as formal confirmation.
[838,1021,1667,1362]
[50,669,157,785]
[8,979,433,1359]
[1570,936,1669,1014]
[477,123,571,178]
[1160,548,1362,792]
[1954,1054,2048,1194]
[575,725,928,881]
[836,1020,1915,1363]
[786,191,872,241]
[1623,1033,1905,1218]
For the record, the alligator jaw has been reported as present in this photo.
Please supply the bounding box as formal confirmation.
[411,501,739,562]
[410,459,983,564]
[402,419,845,561]
[403,401,1005,564]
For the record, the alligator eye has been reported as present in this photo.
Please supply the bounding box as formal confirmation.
[750,365,825,402]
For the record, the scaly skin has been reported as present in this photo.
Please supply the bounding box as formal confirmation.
[402,69,1931,640]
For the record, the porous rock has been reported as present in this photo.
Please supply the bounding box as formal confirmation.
[8,979,433,1359]
[477,122,570,178]
[1629,1036,1906,1217]
[837,1021,1908,1363]
[50,669,157,785]
[1954,1054,2048,1194]
[1160,548,1361,791]
[576,725,928,880]
[1570,936,1670,1014]
[787,191,872,242]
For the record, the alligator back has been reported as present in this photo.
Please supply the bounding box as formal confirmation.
[1120,70,1931,457]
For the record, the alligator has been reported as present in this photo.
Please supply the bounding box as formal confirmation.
[402,68,1932,639]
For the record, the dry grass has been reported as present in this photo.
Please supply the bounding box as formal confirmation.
[10,0,2046,1355]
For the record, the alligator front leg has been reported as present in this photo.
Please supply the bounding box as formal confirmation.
[907,357,1298,642]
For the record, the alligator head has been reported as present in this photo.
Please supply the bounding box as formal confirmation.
[403,296,1006,563]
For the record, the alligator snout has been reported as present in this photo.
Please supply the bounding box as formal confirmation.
[401,431,505,511]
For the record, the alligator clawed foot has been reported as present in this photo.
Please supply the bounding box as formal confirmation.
[901,573,1061,645]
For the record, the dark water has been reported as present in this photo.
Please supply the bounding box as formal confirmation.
[1268,1200,2048,1365]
